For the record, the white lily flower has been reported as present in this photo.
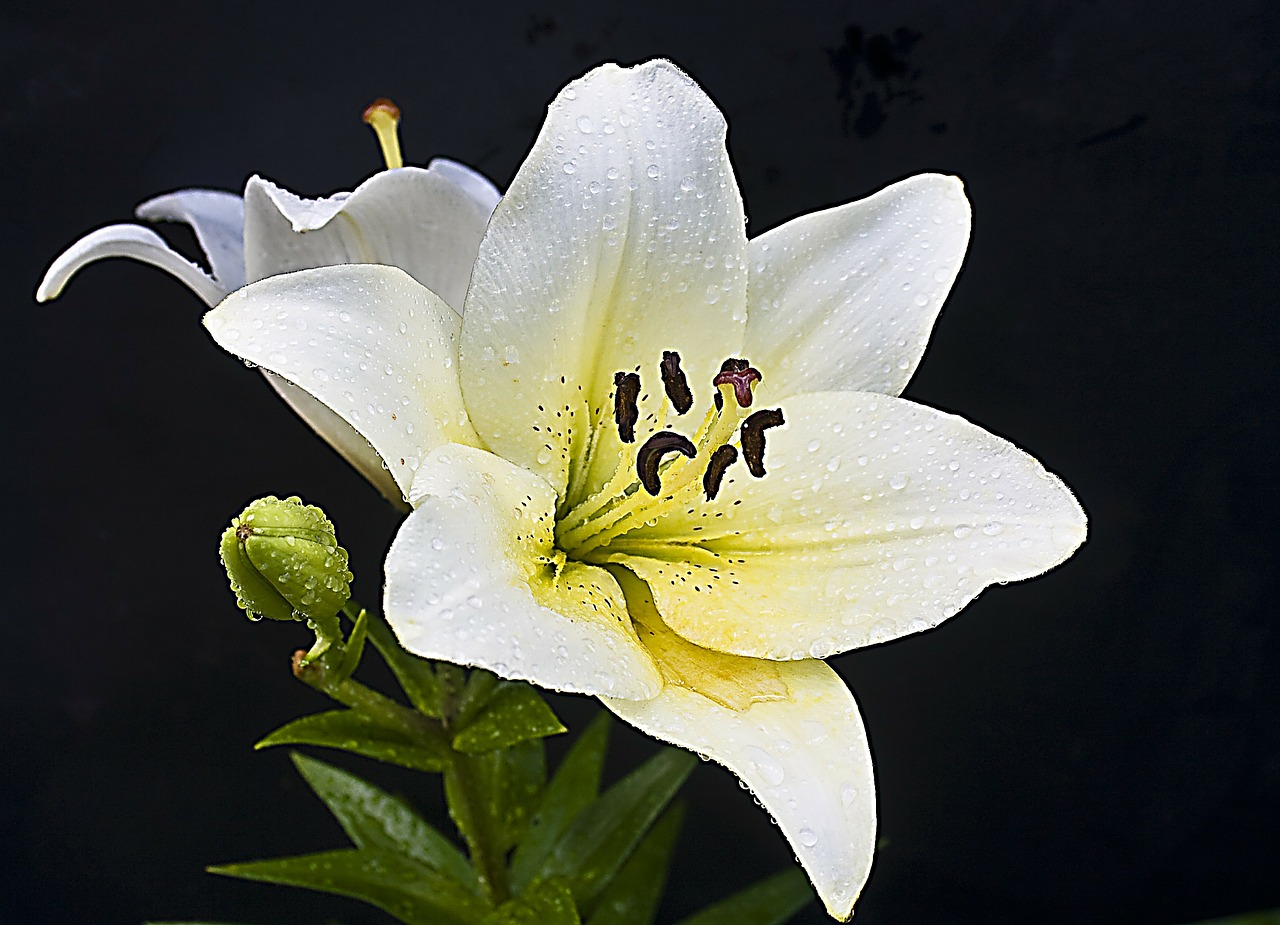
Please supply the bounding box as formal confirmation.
[36,105,501,502]
[202,60,1086,919]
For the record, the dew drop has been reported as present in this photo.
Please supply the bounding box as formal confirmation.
[799,828,818,847]
[742,745,785,786]
[576,115,593,133]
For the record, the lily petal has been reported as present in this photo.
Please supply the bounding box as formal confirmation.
[745,174,971,401]
[36,224,226,306]
[135,188,247,291]
[459,59,748,501]
[243,160,500,312]
[602,571,874,921]
[204,265,478,502]
[603,391,1087,659]
[385,444,664,699]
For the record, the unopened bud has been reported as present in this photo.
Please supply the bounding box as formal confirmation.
[219,496,353,626]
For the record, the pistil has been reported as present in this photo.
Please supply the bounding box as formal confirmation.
[362,98,404,170]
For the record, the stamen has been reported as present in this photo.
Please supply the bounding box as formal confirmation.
[613,371,641,443]
[739,408,785,477]
[362,98,404,170]
[712,358,761,408]
[637,431,697,496]
[660,350,693,414]
[703,444,739,500]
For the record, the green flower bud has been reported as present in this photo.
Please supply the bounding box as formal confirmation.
[219,496,353,627]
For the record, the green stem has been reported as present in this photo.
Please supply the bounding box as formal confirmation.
[445,754,512,905]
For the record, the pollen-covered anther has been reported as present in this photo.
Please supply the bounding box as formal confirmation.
[703,444,739,500]
[712,357,761,409]
[660,350,694,414]
[739,408,785,477]
[613,371,641,443]
[636,431,697,496]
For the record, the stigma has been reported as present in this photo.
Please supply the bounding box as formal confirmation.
[362,98,404,170]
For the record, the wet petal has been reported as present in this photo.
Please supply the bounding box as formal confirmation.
[385,444,663,699]
[602,391,1086,658]
[36,224,225,306]
[460,59,748,501]
[135,188,246,290]
[243,160,500,311]
[746,174,970,401]
[204,265,478,502]
[602,571,874,920]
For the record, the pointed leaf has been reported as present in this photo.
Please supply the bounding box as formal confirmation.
[585,804,683,925]
[455,668,501,726]
[484,878,581,925]
[334,607,370,683]
[673,869,813,925]
[209,849,489,925]
[362,607,444,717]
[510,713,611,891]
[446,740,547,857]
[290,752,478,891]
[535,747,696,909]
[453,683,566,754]
[256,709,448,773]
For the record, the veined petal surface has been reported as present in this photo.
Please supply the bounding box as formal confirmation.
[36,224,225,306]
[385,445,663,699]
[135,188,247,291]
[603,391,1086,658]
[601,572,874,920]
[460,59,748,501]
[243,160,500,312]
[745,174,970,402]
[204,265,478,502]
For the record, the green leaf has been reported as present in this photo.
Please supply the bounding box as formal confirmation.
[484,878,581,925]
[454,669,501,725]
[452,683,566,754]
[290,752,477,892]
[510,713,611,892]
[673,869,814,925]
[360,607,444,717]
[334,607,369,683]
[209,849,489,925]
[585,803,683,925]
[256,709,448,773]
[534,747,696,912]
[446,740,547,856]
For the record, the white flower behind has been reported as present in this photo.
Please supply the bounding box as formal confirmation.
[201,60,1086,919]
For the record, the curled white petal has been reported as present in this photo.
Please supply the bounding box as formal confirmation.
[36,224,225,306]
[135,188,247,290]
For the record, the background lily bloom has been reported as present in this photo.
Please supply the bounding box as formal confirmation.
[36,158,500,502]
[202,59,1086,919]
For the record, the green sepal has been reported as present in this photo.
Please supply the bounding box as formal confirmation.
[510,713,610,892]
[585,803,683,925]
[208,849,489,925]
[219,496,352,625]
[332,607,369,683]
[672,869,814,925]
[256,709,448,773]
[290,752,478,892]
[360,606,444,717]
[446,739,547,856]
[484,878,580,925]
[531,747,696,912]
[452,683,566,754]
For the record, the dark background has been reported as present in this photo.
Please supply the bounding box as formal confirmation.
[3,1,1277,923]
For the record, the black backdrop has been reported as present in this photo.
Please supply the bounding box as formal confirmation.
[4,2,1277,923]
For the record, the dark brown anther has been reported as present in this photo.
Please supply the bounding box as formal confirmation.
[703,444,739,500]
[712,357,762,408]
[636,431,697,495]
[613,371,641,443]
[660,350,694,414]
[739,408,785,477]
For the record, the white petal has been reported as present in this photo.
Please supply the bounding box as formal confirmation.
[460,59,748,500]
[36,224,225,306]
[135,188,246,290]
[745,174,971,401]
[242,162,499,311]
[385,444,663,699]
[603,391,1087,658]
[601,572,874,920]
[260,373,405,507]
[204,265,478,502]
